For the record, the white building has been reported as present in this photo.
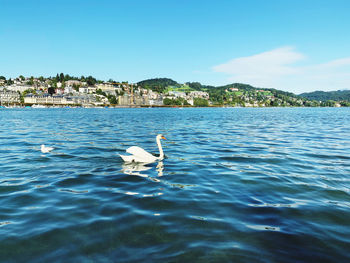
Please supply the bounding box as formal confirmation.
[189,91,209,99]
[168,91,186,98]
[149,99,163,106]
[187,99,194,106]
[64,86,74,94]
[118,94,132,106]
[87,86,97,94]
[7,85,33,93]
[96,83,115,92]
[65,80,86,87]
[24,95,75,105]
[55,89,64,95]
[79,87,88,93]
[79,86,97,94]
[148,90,160,100]
[0,89,21,104]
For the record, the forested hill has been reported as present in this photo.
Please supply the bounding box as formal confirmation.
[137,78,178,93]
[137,78,349,106]
[137,79,298,97]
[200,82,299,98]
[299,90,350,102]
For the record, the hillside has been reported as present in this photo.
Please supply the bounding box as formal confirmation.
[299,90,350,102]
[137,79,311,106]
[137,78,179,93]
[140,80,299,98]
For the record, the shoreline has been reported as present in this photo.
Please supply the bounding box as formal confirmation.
[0,104,347,109]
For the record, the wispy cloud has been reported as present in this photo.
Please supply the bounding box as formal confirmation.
[212,47,350,93]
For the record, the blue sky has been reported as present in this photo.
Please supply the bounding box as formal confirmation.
[1,0,349,93]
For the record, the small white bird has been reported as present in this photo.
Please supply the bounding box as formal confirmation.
[120,134,166,163]
[41,144,54,153]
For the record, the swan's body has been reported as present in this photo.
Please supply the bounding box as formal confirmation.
[120,134,166,163]
[41,144,54,153]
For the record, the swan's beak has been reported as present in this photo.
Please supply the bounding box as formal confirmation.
[161,136,166,140]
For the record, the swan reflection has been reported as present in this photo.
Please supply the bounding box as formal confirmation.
[122,161,164,177]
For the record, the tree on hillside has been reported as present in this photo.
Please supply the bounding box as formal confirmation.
[86,76,97,86]
[193,98,209,107]
[300,90,350,102]
[48,87,55,95]
[60,73,64,82]
[26,78,34,86]
[163,97,189,106]
[73,84,79,91]
[96,89,107,97]
[187,82,202,90]
[108,95,118,104]
[64,74,74,81]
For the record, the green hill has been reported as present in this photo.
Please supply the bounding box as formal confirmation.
[136,78,349,106]
[299,90,350,102]
[137,78,178,93]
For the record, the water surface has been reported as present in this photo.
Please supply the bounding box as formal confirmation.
[1,108,349,262]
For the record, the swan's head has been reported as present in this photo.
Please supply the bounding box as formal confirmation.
[41,144,45,149]
[157,134,166,140]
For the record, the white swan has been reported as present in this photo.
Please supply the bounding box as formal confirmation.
[41,144,54,153]
[120,134,166,163]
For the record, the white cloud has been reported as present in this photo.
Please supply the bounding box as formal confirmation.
[317,57,350,69]
[212,47,350,94]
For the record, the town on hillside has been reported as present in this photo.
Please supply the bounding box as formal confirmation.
[0,75,210,108]
[0,75,349,107]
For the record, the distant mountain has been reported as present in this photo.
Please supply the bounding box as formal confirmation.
[299,90,350,102]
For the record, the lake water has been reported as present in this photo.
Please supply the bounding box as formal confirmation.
[1,107,349,263]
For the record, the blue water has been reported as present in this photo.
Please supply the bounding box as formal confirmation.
[1,108,349,263]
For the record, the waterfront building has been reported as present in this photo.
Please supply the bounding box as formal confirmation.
[118,94,132,106]
[187,99,194,106]
[24,95,75,105]
[69,95,97,105]
[149,99,164,106]
[0,89,21,105]
[142,94,149,105]
[133,94,150,105]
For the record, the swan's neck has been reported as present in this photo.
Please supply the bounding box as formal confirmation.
[156,137,164,160]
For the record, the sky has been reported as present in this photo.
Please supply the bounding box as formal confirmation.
[1,0,349,94]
